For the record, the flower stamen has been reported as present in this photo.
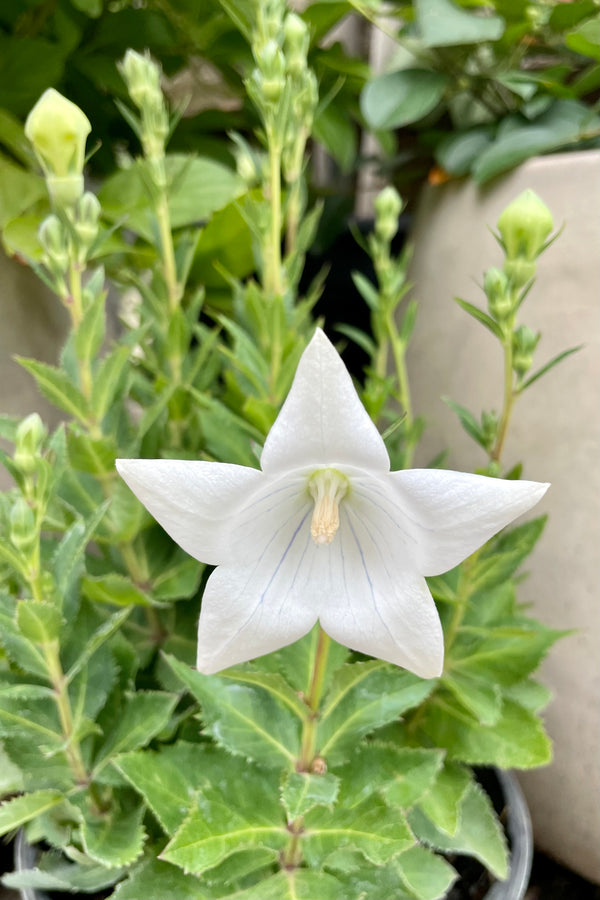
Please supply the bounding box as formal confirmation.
[308,468,349,546]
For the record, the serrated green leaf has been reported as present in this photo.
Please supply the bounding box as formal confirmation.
[82,574,153,607]
[0,608,48,678]
[335,744,444,811]
[16,358,91,424]
[3,856,126,894]
[395,845,457,899]
[0,790,63,836]
[0,689,62,746]
[410,781,508,880]
[65,607,130,684]
[151,554,203,601]
[262,625,349,696]
[111,858,217,899]
[418,762,472,836]
[453,298,503,338]
[443,670,503,726]
[303,797,414,866]
[162,781,285,875]
[504,678,552,712]
[115,744,203,835]
[91,345,131,421]
[225,870,347,899]
[66,431,116,475]
[469,516,547,594]
[281,772,340,819]
[75,292,106,363]
[452,620,562,686]
[221,665,307,720]
[16,601,63,644]
[0,741,24,796]
[164,655,300,767]
[51,501,110,598]
[423,696,552,768]
[82,802,146,868]
[317,661,435,765]
[93,691,178,770]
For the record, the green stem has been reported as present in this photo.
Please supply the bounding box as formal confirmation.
[284,130,307,257]
[264,124,283,297]
[298,628,331,771]
[491,329,515,465]
[156,192,181,313]
[44,642,88,785]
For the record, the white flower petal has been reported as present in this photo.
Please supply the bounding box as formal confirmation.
[196,497,319,673]
[260,329,390,476]
[316,505,444,679]
[115,458,263,565]
[388,469,550,576]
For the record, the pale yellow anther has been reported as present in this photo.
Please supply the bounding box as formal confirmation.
[308,468,349,546]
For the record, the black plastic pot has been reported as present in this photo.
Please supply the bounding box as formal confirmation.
[10,769,532,900]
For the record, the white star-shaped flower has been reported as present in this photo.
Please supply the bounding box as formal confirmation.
[117,329,548,678]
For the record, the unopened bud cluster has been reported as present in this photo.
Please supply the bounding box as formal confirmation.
[512,325,540,378]
[374,186,403,245]
[119,50,169,185]
[14,414,47,476]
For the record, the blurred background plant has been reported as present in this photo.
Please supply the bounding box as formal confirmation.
[360,0,599,195]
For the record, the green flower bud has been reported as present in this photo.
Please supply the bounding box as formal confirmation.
[481,410,498,452]
[119,50,162,109]
[10,498,37,554]
[75,191,101,249]
[14,414,46,475]
[284,13,309,78]
[512,324,540,378]
[497,190,554,262]
[484,267,513,320]
[374,186,403,243]
[255,40,286,103]
[38,215,69,273]
[25,89,91,178]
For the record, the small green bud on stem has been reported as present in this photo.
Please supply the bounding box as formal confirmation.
[484,267,513,320]
[497,190,554,288]
[374,186,403,244]
[512,325,540,378]
[10,498,37,554]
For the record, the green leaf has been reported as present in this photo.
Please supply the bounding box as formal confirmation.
[0,606,48,679]
[51,501,110,598]
[505,678,552,712]
[453,297,503,338]
[262,625,349,696]
[436,127,495,176]
[336,744,444,810]
[410,781,508,880]
[81,574,154,607]
[82,802,146,868]
[443,398,488,449]
[313,101,357,173]
[65,608,131,684]
[350,272,380,310]
[224,870,347,900]
[520,345,582,390]
[75,292,106,364]
[566,18,600,60]
[452,621,562,687]
[317,661,435,765]
[15,358,90,424]
[164,654,301,768]
[473,100,599,183]
[422,696,552,768]
[395,845,457,899]
[0,741,24,796]
[415,0,505,47]
[469,516,547,593]
[151,554,203,601]
[443,670,503,726]
[281,772,340,819]
[0,688,62,746]
[418,762,472,836]
[111,858,217,899]
[91,345,131,421]
[0,790,63,837]
[361,69,448,130]
[162,781,284,875]
[66,431,116,475]
[303,797,414,866]
[0,157,45,227]
[115,743,208,835]
[16,601,63,645]
[99,156,244,240]
[93,691,178,770]
[3,856,126,894]
[220,665,307,719]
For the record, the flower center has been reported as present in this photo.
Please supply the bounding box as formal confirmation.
[307,468,349,546]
